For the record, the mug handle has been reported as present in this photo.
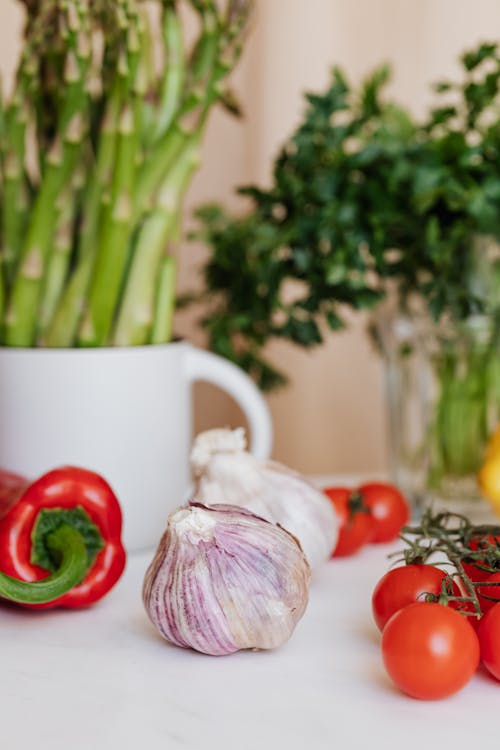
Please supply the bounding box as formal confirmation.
[185,346,273,460]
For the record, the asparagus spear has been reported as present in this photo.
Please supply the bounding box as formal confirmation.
[2,98,29,282]
[154,4,185,140]
[44,11,135,347]
[3,0,252,349]
[0,264,4,343]
[76,104,137,346]
[42,110,120,347]
[77,11,143,347]
[36,178,81,344]
[5,116,86,346]
[151,255,177,344]
[112,136,200,345]
[130,0,218,218]
[111,0,251,346]
[5,1,91,346]
[43,254,93,348]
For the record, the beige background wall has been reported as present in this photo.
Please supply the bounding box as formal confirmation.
[2,1,500,474]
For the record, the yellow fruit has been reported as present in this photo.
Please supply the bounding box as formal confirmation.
[478,458,500,516]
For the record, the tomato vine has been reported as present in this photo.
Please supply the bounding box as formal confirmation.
[393,509,500,619]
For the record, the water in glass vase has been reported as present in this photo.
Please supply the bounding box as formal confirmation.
[374,306,500,524]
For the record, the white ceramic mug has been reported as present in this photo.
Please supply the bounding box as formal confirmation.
[0,342,272,550]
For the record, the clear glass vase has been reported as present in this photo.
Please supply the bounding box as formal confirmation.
[374,304,500,522]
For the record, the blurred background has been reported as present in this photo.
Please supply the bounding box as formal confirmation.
[2,0,500,476]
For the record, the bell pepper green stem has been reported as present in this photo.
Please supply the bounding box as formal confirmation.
[0,524,89,605]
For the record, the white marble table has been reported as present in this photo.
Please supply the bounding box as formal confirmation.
[2,534,499,750]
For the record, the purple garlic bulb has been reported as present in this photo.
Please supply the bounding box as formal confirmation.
[143,503,311,656]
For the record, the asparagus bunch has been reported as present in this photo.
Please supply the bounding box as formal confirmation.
[0,0,252,347]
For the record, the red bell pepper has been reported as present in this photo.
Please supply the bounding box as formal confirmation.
[0,470,30,519]
[0,466,126,608]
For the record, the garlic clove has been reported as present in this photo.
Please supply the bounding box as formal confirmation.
[190,428,339,570]
[143,503,310,656]
[190,427,247,477]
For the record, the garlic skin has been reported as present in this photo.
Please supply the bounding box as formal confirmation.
[191,428,338,570]
[143,503,310,656]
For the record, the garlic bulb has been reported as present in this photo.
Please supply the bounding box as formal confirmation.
[191,428,338,570]
[143,503,310,656]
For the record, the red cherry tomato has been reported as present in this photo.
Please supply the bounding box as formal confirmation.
[477,572,500,614]
[381,602,480,700]
[469,533,500,551]
[446,576,482,629]
[324,487,374,557]
[358,482,409,543]
[372,564,447,631]
[478,602,500,680]
[462,534,500,583]
[462,562,492,584]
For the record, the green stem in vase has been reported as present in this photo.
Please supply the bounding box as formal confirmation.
[428,334,497,488]
[487,315,500,415]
